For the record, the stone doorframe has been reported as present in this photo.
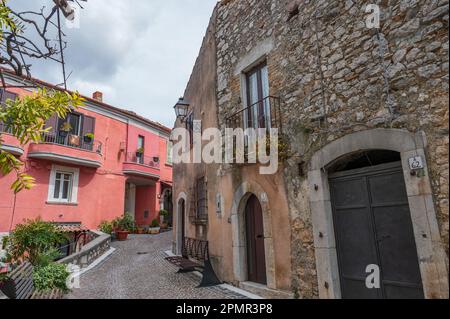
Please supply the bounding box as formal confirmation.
[175,192,187,256]
[308,128,449,299]
[230,181,277,289]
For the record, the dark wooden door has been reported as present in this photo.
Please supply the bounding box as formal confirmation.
[180,199,185,244]
[245,195,267,285]
[329,162,424,299]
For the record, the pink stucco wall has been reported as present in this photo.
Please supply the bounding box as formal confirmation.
[134,186,157,226]
[0,88,172,232]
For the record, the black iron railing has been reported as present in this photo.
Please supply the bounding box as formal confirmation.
[41,133,103,154]
[226,96,282,131]
[125,152,160,169]
[0,122,12,134]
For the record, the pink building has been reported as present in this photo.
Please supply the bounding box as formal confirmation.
[0,71,173,233]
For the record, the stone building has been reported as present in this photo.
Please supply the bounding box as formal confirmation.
[172,0,448,299]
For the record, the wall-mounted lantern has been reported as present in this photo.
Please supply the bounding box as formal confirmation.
[174,97,190,122]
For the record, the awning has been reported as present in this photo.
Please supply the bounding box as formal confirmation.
[53,223,88,233]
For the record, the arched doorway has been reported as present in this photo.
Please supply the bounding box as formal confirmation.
[245,194,267,285]
[328,150,423,299]
[176,196,186,255]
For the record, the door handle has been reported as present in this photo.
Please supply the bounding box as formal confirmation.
[256,235,264,239]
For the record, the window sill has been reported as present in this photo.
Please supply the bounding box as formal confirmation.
[165,163,173,167]
[46,201,78,207]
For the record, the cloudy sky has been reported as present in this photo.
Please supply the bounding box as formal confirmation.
[9,0,218,127]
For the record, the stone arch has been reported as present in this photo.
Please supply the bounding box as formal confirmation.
[175,192,187,255]
[230,181,276,289]
[308,128,448,299]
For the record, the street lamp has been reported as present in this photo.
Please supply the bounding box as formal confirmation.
[174,97,190,122]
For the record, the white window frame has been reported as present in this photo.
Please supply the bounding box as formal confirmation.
[47,165,80,204]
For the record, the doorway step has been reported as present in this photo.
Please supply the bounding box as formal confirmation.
[239,281,294,299]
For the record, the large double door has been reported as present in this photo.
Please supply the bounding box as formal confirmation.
[329,162,424,299]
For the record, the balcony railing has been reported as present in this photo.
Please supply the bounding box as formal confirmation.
[226,96,282,131]
[41,133,103,154]
[125,152,160,169]
[0,122,13,134]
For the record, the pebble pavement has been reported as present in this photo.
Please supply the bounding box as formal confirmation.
[66,232,247,299]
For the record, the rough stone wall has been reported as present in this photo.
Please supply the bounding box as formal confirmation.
[215,0,448,298]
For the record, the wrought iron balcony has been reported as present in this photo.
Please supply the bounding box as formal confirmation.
[124,152,160,169]
[226,96,282,131]
[41,133,103,154]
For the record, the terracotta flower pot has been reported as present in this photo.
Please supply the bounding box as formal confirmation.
[116,231,129,241]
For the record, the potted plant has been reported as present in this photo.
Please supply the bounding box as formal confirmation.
[159,209,169,225]
[113,213,135,241]
[59,122,72,137]
[83,133,94,144]
[136,226,145,235]
[136,147,145,156]
[149,219,160,235]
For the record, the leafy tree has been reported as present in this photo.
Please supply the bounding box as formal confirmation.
[0,1,84,193]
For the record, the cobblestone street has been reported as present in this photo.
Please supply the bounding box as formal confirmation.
[67,232,248,299]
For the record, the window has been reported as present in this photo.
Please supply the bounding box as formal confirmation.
[48,165,79,204]
[58,113,82,135]
[53,172,73,202]
[245,62,271,129]
[166,141,173,165]
[137,135,145,164]
[196,177,207,221]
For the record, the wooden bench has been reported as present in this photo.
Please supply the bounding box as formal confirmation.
[166,237,222,288]
[0,262,63,299]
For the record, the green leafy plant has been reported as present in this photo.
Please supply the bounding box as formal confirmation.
[150,219,160,228]
[113,213,135,232]
[59,121,73,132]
[1,236,9,250]
[33,262,70,292]
[159,209,169,218]
[84,133,94,139]
[98,221,113,235]
[136,147,145,154]
[5,218,67,266]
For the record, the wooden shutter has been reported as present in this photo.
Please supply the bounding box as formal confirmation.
[45,114,59,135]
[81,115,95,137]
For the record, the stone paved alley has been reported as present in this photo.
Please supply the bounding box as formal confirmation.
[66,232,248,299]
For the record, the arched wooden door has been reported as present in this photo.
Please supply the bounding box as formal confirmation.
[180,199,185,245]
[245,195,267,285]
